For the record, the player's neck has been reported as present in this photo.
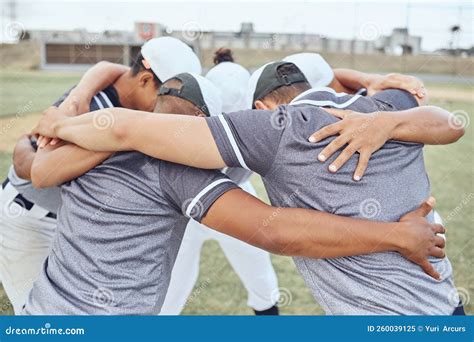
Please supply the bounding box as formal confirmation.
[113,72,138,109]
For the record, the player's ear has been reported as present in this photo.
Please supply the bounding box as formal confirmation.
[254,100,269,110]
[138,71,154,87]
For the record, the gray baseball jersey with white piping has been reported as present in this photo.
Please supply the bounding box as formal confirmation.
[24,153,237,315]
[206,88,456,315]
[3,86,122,215]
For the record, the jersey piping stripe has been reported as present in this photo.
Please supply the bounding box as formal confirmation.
[291,86,350,103]
[92,96,104,109]
[217,115,250,170]
[185,178,234,218]
[290,95,361,109]
[98,91,115,108]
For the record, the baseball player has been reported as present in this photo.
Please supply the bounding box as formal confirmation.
[0,37,200,313]
[36,62,465,314]
[25,72,443,315]
[160,48,279,315]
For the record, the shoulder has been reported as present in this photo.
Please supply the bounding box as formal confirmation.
[290,87,362,109]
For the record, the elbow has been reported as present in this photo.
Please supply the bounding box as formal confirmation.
[451,125,466,143]
[261,224,304,257]
[445,110,466,143]
[12,157,29,180]
[450,116,466,142]
[97,60,129,75]
[95,60,113,69]
[30,162,52,189]
[30,170,47,189]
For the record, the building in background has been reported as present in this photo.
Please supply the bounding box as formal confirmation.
[25,22,423,70]
[374,28,422,55]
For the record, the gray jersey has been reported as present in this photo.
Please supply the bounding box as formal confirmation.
[206,88,456,315]
[3,86,122,215]
[24,152,237,315]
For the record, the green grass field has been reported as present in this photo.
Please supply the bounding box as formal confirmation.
[0,70,472,315]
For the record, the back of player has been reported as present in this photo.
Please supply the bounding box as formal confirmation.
[207,87,457,314]
[272,89,455,314]
[24,74,237,315]
[0,87,119,314]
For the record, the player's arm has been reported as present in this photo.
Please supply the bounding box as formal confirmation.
[162,162,445,280]
[327,76,354,94]
[31,141,111,188]
[309,100,465,180]
[12,134,36,180]
[60,61,129,114]
[202,189,445,279]
[333,69,426,100]
[33,108,226,169]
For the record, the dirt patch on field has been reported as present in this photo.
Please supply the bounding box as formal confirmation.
[0,112,41,152]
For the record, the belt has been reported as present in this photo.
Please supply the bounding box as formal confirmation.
[2,178,57,219]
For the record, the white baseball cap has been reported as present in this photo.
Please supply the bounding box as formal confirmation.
[159,72,222,117]
[206,62,250,113]
[141,37,202,82]
[283,53,334,88]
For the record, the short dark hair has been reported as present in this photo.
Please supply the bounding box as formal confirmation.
[154,78,205,116]
[261,63,311,105]
[130,51,162,87]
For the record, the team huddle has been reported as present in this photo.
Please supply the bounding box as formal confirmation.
[0,37,466,315]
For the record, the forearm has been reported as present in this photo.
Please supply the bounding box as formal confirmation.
[202,189,403,258]
[333,68,374,92]
[32,143,110,188]
[264,207,403,258]
[53,109,226,168]
[12,135,35,180]
[69,61,129,103]
[386,106,465,144]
